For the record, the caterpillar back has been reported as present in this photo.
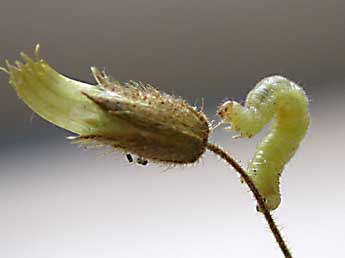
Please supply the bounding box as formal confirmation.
[218,75,310,211]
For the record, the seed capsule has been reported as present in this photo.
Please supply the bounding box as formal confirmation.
[1,45,210,164]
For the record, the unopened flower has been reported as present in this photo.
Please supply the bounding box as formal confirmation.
[1,45,210,164]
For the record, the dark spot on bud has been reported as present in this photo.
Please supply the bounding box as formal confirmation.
[126,153,133,163]
[137,157,148,166]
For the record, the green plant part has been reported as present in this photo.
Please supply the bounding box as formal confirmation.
[218,76,310,211]
[1,45,209,164]
[2,46,302,258]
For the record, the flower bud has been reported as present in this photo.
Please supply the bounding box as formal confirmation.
[1,45,210,164]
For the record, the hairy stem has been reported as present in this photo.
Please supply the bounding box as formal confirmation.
[206,142,292,258]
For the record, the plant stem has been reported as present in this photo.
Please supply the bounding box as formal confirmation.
[206,142,292,258]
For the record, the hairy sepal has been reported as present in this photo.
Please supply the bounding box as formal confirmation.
[2,46,210,164]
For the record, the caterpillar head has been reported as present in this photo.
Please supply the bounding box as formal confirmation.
[218,100,255,137]
[217,100,243,126]
[218,100,234,119]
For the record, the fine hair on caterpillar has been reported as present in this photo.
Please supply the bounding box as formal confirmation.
[218,75,310,211]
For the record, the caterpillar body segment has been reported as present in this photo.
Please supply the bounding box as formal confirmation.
[218,76,310,211]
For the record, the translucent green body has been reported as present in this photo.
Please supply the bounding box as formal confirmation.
[219,76,310,210]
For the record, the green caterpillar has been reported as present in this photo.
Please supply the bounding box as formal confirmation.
[218,76,310,211]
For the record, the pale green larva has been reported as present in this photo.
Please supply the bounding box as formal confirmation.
[218,76,310,211]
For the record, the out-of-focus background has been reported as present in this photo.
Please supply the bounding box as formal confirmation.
[0,0,344,257]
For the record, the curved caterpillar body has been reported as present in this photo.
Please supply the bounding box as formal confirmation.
[218,76,310,211]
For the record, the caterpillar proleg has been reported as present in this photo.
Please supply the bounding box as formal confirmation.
[218,76,310,211]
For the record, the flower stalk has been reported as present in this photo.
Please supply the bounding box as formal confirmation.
[206,142,292,258]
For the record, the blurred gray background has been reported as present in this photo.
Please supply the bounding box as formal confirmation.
[0,0,344,257]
